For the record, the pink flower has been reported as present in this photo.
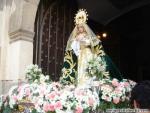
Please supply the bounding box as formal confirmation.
[113,97,120,104]
[43,103,49,112]
[34,103,39,109]
[75,106,83,113]
[25,88,31,96]
[55,101,62,110]
[88,97,95,106]
[12,95,18,101]
[75,89,85,96]
[124,82,130,88]
[49,104,55,111]
[112,79,119,87]
[49,91,56,100]
[43,103,55,112]
[39,85,46,95]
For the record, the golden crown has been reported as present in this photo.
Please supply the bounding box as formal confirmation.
[74,9,88,25]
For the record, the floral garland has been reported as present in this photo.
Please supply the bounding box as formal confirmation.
[98,78,136,111]
[0,82,99,113]
[0,64,136,113]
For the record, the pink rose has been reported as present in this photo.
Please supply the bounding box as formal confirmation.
[49,104,55,111]
[75,106,83,113]
[12,95,18,101]
[113,97,120,104]
[124,82,130,87]
[43,103,49,112]
[55,101,62,110]
[88,97,95,106]
[25,88,31,96]
[43,103,55,112]
[112,79,119,87]
[49,91,56,100]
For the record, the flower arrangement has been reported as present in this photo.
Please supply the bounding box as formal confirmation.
[1,82,99,113]
[0,79,136,113]
[25,64,51,84]
[86,55,109,79]
[86,56,136,111]
[98,78,136,111]
[0,64,136,113]
[0,64,99,113]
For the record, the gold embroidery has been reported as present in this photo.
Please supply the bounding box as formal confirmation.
[94,45,105,56]
[64,51,76,68]
[61,51,77,84]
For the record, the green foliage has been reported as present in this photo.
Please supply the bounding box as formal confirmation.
[47,111,56,113]
[98,100,130,111]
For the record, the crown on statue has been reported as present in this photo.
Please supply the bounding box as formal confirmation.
[74,9,88,25]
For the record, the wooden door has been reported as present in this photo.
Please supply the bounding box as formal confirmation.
[33,0,77,81]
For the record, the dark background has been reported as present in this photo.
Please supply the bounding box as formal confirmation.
[33,0,150,82]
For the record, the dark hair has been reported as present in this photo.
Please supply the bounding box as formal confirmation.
[130,80,150,109]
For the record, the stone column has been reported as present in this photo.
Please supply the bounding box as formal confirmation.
[8,0,40,80]
[0,0,16,94]
[0,0,40,94]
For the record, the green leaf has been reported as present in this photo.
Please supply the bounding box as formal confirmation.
[2,106,12,113]
[32,109,37,113]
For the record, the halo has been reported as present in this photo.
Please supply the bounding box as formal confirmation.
[74,9,88,25]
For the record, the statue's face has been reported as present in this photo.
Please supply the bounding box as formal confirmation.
[77,26,85,33]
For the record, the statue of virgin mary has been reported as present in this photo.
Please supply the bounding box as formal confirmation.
[60,9,123,86]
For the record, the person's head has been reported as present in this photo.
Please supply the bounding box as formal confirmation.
[130,80,150,109]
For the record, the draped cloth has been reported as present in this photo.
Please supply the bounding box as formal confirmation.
[60,23,123,85]
[66,23,100,51]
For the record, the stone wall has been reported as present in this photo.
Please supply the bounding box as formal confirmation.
[0,0,40,94]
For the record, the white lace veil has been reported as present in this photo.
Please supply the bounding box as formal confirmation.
[65,23,100,51]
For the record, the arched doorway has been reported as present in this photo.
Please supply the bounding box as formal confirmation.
[33,0,77,81]
[33,0,122,81]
